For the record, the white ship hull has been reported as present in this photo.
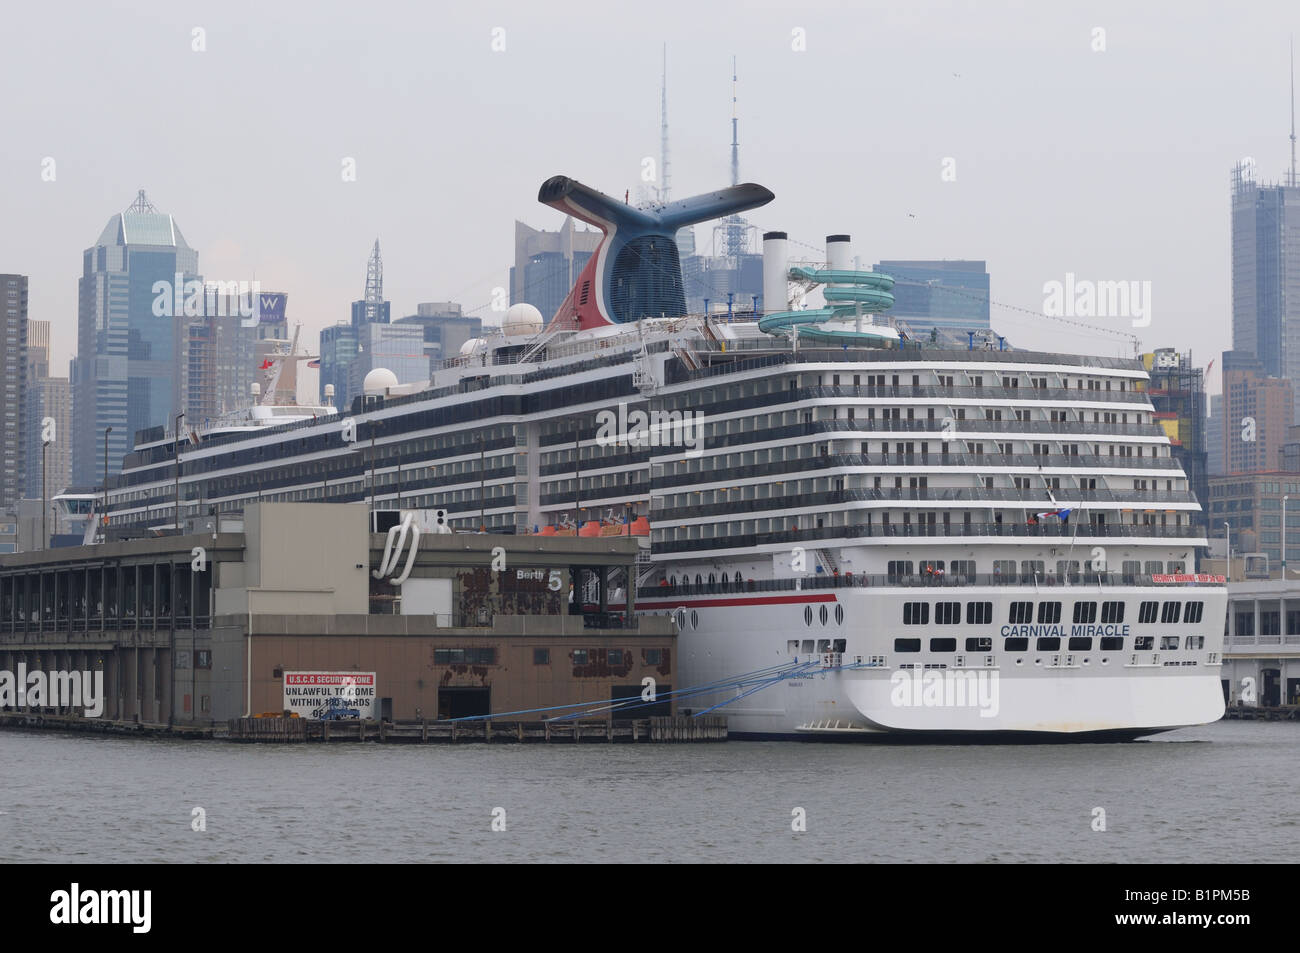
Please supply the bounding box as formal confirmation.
[639,585,1226,739]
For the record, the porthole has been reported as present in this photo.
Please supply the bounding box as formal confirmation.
[690,609,699,629]
[819,605,829,625]
[676,609,686,630]
[835,604,845,626]
[804,606,813,626]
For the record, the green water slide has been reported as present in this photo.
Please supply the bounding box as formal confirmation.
[758,267,897,342]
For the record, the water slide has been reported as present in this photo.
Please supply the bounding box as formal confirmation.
[757,266,897,343]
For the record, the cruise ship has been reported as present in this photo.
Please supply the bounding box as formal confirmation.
[101,175,1227,740]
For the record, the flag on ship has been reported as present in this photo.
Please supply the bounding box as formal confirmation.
[1037,508,1072,520]
[307,359,320,368]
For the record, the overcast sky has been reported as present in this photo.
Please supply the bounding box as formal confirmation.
[2,0,1297,398]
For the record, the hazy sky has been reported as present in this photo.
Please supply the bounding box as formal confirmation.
[2,0,1297,398]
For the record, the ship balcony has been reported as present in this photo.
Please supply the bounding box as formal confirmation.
[651,520,1208,555]
[652,487,1199,523]
[638,571,1223,600]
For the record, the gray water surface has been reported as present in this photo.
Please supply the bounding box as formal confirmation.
[1,720,1292,863]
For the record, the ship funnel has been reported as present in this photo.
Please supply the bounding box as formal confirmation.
[763,231,789,314]
[826,234,851,273]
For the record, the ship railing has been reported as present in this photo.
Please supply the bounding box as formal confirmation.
[652,487,1199,523]
[638,571,1222,600]
[649,520,1205,555]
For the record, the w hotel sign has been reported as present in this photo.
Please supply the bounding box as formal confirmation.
[256,292,287,323]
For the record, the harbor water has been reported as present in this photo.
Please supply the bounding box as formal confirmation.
[3,720,1294,863]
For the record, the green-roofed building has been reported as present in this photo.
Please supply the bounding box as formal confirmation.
[73,190,200,488]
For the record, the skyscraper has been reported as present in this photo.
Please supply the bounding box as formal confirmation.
[394,302,480,366]
[319,243,391,410]
[1222,350,1293,474]
[184,290,290,424]
[346,323,429,407]
[23,320,71,501]
[0,274,27,509]
[873,260,991,332]
[73,191,199,486]
[1142,347,1209,522]
[510,218,600,321]
[1229,159,1300,420]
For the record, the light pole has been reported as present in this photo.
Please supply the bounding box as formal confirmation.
[174,411,185,531]
[369,419,380,520]
[40,437,48,550]
[1224,521,1231,581]
[1284,495,1289,578]
[102,426,113,540]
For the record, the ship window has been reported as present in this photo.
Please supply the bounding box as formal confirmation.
[1184,601,1204,624]
[966,637,992,652]
[1159,636,1180,650]
[887,560,914,582]
[1101,601,1125,624]
[966,601,993,625]
[1072,601,1098,624]
[1008,601,1032,624]
[1020,560,1045,583]
[929,638,957,652]
[894,638,921,653]
[533,648,550,665]
[1004,638,1028,652]
[1138,601,1159,624]
[1036,637,1061,651]
[1144,561,1164,575]
[1100,637,1124,651]
[903,602,929,625]
[1036,602,1061,624]
[1134,636,1154,650]
[935,602,961,625]
[1160,601,1181,624]
[1068,637,1093,651]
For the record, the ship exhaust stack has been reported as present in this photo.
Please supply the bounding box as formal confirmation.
[763,231,789,314]
[826,234,852,273]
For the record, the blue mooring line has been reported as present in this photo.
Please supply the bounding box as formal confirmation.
[441,655,874,724]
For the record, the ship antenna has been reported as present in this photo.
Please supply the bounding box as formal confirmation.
[364,239,383,325]
[730,55,739,188]
[1291,35,1297,187]
[660,43,671,204]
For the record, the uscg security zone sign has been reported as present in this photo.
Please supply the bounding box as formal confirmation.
[283,672,377,720]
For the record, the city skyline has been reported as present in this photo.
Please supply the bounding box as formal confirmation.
[1,3,1298,397]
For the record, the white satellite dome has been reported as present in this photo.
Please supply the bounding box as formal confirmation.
[503,302,544,336]
[460,337,484,355]
[363,367,400,396]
